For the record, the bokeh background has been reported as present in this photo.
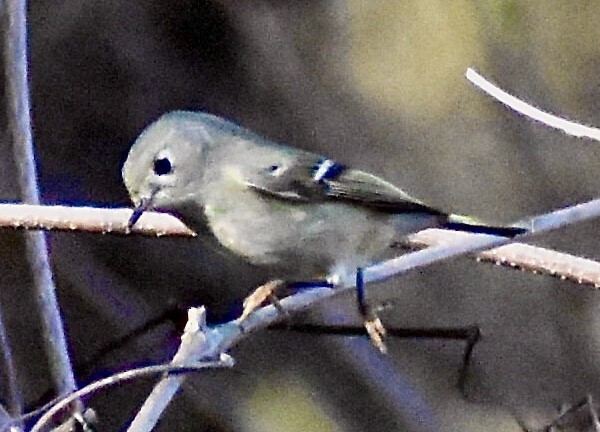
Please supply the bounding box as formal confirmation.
[2,1,600,431]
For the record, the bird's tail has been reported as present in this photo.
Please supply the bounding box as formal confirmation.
[444,214,529,238]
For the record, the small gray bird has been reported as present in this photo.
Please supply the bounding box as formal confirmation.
[122,111,525,348]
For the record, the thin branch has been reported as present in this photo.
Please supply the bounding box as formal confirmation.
[4,0,78,405]
[466,68,600,141]
[0,203,194,236]
[0,306,21,419]
[275,322,480,393]
[126,197,600,432]
[126,293,333,432]
[363,198,595,283]
[47,409,96,432]
[1,0,41,421]
[29,359,231,432]
[409,229,600,288]
[269,322,478,340]
[0,403,19,432]
[3,201,600,288]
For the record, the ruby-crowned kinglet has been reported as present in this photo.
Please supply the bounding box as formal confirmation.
[122,111,525,333]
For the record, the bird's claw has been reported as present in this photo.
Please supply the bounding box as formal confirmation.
[240,279,285,321]
[364,314,387,354]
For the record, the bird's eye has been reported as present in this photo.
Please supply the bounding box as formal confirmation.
[266,164,284,176]
[153,157,172,176]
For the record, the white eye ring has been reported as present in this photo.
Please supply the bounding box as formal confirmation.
[266,164,285,177]
[152,149,175,176]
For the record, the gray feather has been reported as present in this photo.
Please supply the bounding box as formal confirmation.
[245,151,445,216]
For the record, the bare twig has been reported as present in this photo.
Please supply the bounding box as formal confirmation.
[0,203,194,236]
[3,0,61,420]
[410,229,600,288]
[466,68,600,141]
[46,409,96,432]
[0,306,21,419]
[126,295,333,432]
[363,199,597,282]
[3,202,600,286]
[5,0,78,405]
[0,403,19,431]
[29,357,231,432]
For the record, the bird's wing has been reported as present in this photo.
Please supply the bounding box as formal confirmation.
[245,152,444,215]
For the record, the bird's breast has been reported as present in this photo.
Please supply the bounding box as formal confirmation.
[203,189,310,266]
[202,184,399,281]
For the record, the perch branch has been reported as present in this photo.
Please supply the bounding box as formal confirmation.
[2,202,600,287]
[409,229,600,288]
[126,197,600,432]
[0,203,193,236]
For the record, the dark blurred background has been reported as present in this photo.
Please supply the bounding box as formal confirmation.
[2,1,600,431]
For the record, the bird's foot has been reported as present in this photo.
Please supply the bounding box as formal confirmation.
[356,267,387,353]
[364,312,387,354]
[240,279,286,321]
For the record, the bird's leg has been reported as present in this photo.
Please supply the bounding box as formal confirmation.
[241,279,336,322]
[240,279,287,321]
[356,267,387,353]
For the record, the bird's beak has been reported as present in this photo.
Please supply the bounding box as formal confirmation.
[127,196,151,229]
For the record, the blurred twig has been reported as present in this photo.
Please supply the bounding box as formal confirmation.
[4,0,78,406]
[466,68,600,141]
[0,305,20,420]
[273,322,480,393]
[29,354,231,432]
[4,0,77,422]
[0,401,19,432]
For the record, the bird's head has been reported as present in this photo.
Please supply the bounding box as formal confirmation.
[122,111,216,227]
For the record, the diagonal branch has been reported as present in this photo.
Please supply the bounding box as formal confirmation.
[0,306,21,420]
[466,68,600,141]
[410,229,600,288]
[126,197,600,432]
[4,0,76,416]
[30,308,231,432]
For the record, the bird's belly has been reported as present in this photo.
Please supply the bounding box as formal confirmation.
[203,196,397,279]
